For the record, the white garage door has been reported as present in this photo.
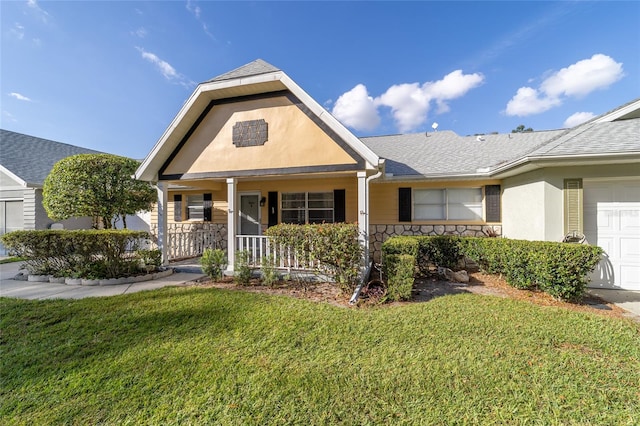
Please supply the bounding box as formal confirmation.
[584,179,640,290]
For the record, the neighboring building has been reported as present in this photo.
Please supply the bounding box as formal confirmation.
[131,59,638,290]
[0,130,100,255]
[0,129,152,255]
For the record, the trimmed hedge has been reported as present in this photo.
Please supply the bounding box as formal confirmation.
[383,253,415,302]
[265,223,362,293]
[0,230,151,279]
[461,237,603,301]
[382,235,603,301]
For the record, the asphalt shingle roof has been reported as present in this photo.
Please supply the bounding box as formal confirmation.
[361,129,565,177]
[528,119,640,157]
[0,129,102,186]
[205,59,280,83]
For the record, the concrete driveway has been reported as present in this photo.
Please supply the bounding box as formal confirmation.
[0,261,206,300]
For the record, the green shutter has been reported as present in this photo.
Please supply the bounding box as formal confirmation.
[564,179,583,234]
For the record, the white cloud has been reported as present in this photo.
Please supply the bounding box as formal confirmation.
[376,83,430,132]
[506,54,624,117]
[27,0,50,23]
[10,23,25,40]
[136,47,179,80]
[541,54,624,98]
[332,84,380,132]
[564,111,595,128]
[8,92,32,102]
[2,111,17,122]
[374,70,484,132]
[134,27,148,38]
[186,0,201,19]
[333,70,483,133]
[505,87,561,116]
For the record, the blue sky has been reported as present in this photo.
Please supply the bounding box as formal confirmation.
[2,1,639,159]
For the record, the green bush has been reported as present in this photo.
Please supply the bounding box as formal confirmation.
[382,235,604,301]
[201,248,227,280]
[234,251,252,286]
[460,237,603,301]
[383,254,415,302]
[265,223,362,293]
[136,249,162,270]
[0,230,150,279]
[261,255,279,287]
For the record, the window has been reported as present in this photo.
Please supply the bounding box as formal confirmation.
[186,194,204,220]
[414,188,482,221]
[281,192,334,224]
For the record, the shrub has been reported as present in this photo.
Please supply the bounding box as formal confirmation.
[260,255,279,287]
[234,251,252,286]
[136,249,162,270]
[265,223,362,293]
[0,230,149,279]
[201,248,227,280]
[416,236,463,272]
[383,254,415,302]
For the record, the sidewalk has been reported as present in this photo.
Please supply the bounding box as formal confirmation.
[0,260,206,300]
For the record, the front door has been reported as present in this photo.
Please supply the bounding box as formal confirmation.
[239,193,261,235]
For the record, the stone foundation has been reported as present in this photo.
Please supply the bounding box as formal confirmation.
[369,224,502,263]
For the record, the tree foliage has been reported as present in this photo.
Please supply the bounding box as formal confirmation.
[43,154,156,229]
[512,124,533,133]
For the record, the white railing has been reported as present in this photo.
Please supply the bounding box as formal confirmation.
[167,229,222,260]
[236,235,320,271]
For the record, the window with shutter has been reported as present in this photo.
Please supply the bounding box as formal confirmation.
[399,188,412,222]
[564,179,583,233]
[485,185,501,222]
[173,194,182,222]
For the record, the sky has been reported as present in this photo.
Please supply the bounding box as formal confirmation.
[1,0,639,159]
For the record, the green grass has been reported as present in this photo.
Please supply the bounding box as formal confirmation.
[1,288,639,425]
[0,257,24,264]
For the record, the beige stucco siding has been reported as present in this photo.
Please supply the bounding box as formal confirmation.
[369,180,501,224]
[163,95,358,176]
[502,164,640,242]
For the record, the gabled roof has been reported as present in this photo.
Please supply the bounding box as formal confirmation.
[0,129,101,187]
[135,59,380,181]
[205,59,281,83]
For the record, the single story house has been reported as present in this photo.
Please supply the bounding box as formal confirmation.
[0,129,151,255]
[135,60,639,290]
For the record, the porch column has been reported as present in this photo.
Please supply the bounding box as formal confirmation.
[156,182,168,266]
[226,178,237,272]
[357,171,368,265]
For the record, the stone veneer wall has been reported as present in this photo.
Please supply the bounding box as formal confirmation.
[369,224,502,263]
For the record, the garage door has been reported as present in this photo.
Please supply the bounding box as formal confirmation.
[584,179,640,290]
[0,200,24,256]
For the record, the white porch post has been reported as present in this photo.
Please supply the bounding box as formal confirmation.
[156,182,169,265]
[226,178,237,272]
[357,171,368,265]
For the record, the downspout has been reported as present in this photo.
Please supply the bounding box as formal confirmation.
[349,163,384,305]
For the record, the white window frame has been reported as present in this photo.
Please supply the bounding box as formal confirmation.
[281,192,334,224]
[186,194,204,221]
[414,188,483,221]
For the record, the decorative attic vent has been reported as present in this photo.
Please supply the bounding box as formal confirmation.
[232,119,268,147]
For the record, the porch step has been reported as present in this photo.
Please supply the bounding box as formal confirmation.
[172,265,204,274]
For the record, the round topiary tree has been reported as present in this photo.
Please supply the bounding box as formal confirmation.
[43,153,156,229]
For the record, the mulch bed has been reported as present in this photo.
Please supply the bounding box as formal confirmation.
[189,272,633,320]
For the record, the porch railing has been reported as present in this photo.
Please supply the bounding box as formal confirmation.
[236,235,320,271]
[167,229,222,260]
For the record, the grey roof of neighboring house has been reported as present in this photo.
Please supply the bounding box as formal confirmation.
[205,59,280,83]
[361,129,565,177]
[528,117,640,158]
[0,129,102,186]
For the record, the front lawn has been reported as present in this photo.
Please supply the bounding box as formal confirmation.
[1,287,639,424]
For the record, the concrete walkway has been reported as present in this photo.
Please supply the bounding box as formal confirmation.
[0,261,206,300]
[587,288,640,321]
